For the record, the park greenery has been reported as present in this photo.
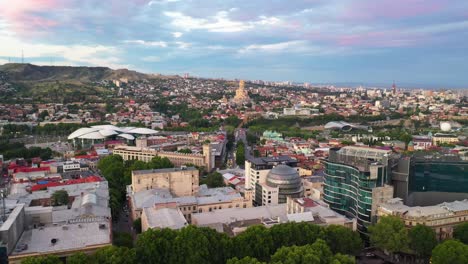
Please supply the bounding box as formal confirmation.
[97,155,174,219]
[236,141,246,166]
[22,222,361,264]
[0,141,53,160]
[369,215,468,263]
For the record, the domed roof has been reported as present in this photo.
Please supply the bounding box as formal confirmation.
[266,165,301,189]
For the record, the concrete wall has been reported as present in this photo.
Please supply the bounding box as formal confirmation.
[132,169,199,196]
[0,204,26,255]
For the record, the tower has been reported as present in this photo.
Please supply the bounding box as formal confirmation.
[203,143,213,172]
[392,81,397,95]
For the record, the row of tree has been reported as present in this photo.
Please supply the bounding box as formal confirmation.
[369,216,468,263]
[0,141,53,160]
[23,222,362,264]
[236,141,245,166]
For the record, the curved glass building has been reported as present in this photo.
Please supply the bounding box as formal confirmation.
[323,146,397,236]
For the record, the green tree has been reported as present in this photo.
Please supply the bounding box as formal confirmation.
[38,110,49,121]
[135,228,178,264]
[270,239,335,264]
[408,224,437,258]
[22,255,61,264]
[227,256,266,264]
[148,156,174,169]
[171,225,211,264]
[269,222,322,250]
[93,246,136,264]
[234,225,274,261]
[178,148,193,154]
[67,252,89,264]
[51,190,69,206]
[236,141,245,166]
[133,218,142,234]
[368,216,409,256]
[113,232,134,248]
[431,240,468,264]
[453,222,468,244]
[320,225,363,255]
[200,172,225,188]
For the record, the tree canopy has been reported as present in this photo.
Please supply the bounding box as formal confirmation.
[453,222,468,244]
[50,190,69,206]
[408,224,437,258]
[200,172,225,188]
[368,216,409,254]
[431,240,468,264]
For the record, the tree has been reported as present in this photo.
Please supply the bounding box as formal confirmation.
[178,148,193,154]
[113,232,134,248]
[320,225,363,255]
[408,224,437,258]
[269,222,322,250]
[453,222,468,244]
[368,216,409,255]
[234,225,274,261]
[270,239,336,264]
[93,246,136,264]
[170,225,212,264]
[227,257,265,264]
[38,110,49,121]
[431,240,468,264]
[51,190,69,206]
[136,228,178,264]
[133,218,142,234]
[149,156,174,169]
[22,255,61,264]
[67,252,89,264]
[236,141,245,166]
[200,172,225,188]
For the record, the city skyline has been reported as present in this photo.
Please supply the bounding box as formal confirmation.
[1,0,468,88]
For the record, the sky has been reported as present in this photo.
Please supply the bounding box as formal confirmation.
[0,0,467,88]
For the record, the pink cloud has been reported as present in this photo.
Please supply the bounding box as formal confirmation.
[0,0,61,35]
[341,0,447,21]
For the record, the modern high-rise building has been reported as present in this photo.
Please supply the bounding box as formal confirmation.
[392,153,468,206]
[323,146,398,236]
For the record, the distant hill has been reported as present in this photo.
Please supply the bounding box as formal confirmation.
[0,63,147,82]
[0,63,150,103]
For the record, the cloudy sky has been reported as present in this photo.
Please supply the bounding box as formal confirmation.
[0,0,467,87]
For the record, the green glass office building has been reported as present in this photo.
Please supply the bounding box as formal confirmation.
[323,146,398,236]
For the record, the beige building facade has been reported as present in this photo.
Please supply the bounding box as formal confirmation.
[377,198,468,240]
[132,167,199,196]
[114,144,213,171]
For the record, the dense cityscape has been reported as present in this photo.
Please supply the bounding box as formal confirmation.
[1,1,468,264]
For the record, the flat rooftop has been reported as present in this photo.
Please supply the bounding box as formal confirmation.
[11,220,111,256]
[132,167,197,176]
[143,207,187,230]
[249,156,297,166]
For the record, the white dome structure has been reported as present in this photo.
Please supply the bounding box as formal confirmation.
[440,122,452,132]
[68,125,158,140]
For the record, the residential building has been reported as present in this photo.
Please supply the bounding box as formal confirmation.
[244,156,298,205]
[131,167,199,196]
[113,144,214,171]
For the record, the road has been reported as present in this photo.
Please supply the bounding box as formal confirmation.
[112,202,133,235]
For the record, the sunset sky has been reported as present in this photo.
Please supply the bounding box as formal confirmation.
[1,0,467,87]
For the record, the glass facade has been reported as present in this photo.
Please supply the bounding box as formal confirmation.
[323,161,387,235]
[409,161,468,193]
